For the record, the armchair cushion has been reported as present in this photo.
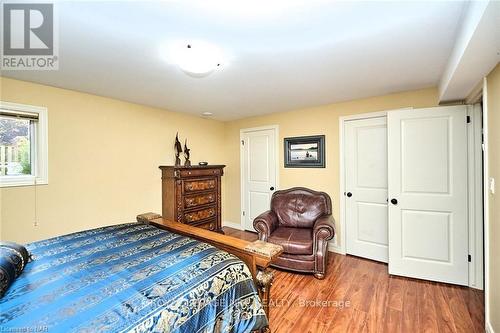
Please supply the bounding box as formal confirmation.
[268,227,313,255]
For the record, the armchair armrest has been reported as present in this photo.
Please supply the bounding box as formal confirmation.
[253,210,279,241]
[313,214,335,241]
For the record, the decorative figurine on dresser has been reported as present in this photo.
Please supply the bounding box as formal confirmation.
[160,165,226,233]
[183,139,191,166]
[174,133,183,166]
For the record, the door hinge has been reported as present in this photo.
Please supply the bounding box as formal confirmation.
[242,211,245,216]
[466,115,471,123]
[468,254,471,262]
[241,140,245,146]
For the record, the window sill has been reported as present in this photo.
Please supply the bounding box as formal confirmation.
[0,175,48,188]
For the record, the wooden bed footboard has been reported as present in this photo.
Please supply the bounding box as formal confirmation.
[137,213,283,321]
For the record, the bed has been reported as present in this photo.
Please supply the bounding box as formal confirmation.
[0,217,279,333]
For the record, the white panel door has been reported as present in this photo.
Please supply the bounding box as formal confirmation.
[242,128,277,231]
[388,106,468,285]
[345,117,389,262]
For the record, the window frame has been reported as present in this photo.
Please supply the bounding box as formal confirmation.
[0,101,48,187]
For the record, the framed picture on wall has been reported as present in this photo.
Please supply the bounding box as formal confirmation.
[284,135,325,168]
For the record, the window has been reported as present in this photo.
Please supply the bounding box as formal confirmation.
[0,102,48,187]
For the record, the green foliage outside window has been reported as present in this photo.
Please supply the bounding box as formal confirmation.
[18,137,31,175]
[0,117,31,176]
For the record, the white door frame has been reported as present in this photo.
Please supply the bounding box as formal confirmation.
[339,108,484,289]
[240,125,280,230]
[467,103,484,290]
[482,77,491,331]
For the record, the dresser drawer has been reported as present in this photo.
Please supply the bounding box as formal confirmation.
[179,168,222,178]
[184,207,216,223]
[191,219,217,231]
[184,192,216,208]
[184,179,216,192]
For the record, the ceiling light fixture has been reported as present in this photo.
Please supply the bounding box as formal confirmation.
[164,41,224,78]
[201,112,213,116]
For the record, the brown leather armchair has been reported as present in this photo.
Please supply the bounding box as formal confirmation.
[253,187,335,279]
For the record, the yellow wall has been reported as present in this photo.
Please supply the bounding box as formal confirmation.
[0,76,440,250]
[0,77,226,243]
[486,63,500,331]
[223,87,439,248]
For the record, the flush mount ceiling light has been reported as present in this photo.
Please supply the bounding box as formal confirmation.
[201,112,213,116]
[164,41,225,78]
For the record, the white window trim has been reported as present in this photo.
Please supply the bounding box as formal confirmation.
[0,101,48,187]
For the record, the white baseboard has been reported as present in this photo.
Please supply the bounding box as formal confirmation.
[222,221,244,230]
[327,235,346,255]
[486,321,495,333]
[328,242,346,255]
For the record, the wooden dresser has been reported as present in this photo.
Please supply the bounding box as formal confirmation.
[159,165,225,233]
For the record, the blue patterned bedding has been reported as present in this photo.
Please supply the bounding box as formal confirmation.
[0,223,268,332]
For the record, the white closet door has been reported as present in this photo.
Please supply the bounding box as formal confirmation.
[387,106,468,285]
[345,117,389,262]
[242,128,277,231]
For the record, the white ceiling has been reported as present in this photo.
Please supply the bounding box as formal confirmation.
[2,1,470,120]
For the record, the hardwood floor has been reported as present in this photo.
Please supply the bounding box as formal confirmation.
[223,227,485,333]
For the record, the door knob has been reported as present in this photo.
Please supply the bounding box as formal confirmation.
[270,186,275,191]
[391,198,398,205]
[346,192,352,197]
